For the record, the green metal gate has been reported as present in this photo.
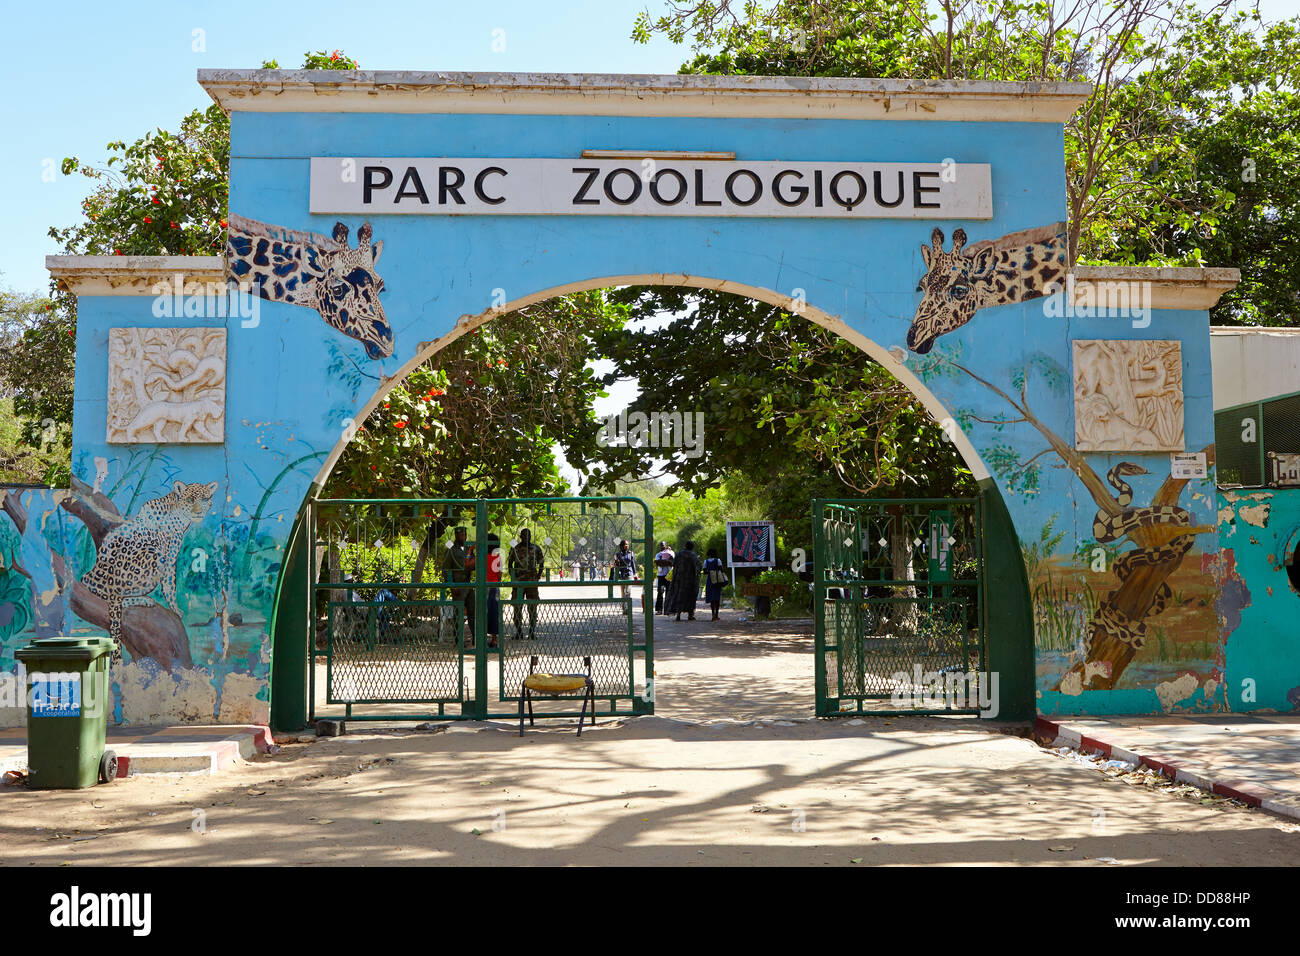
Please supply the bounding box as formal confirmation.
[813,498,986,716]
[309,496,655,722]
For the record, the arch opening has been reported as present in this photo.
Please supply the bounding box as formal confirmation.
[270,275,1035,730]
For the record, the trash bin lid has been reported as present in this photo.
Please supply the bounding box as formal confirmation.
[14,636,115,662]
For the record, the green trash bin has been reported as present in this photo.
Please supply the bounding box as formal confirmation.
[14,637,117,789]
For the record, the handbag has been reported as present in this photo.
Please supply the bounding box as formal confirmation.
[709,567,727,585]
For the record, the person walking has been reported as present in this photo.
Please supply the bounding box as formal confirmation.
[702,547,727,621]
[613,538,639,613]
[665,540,702,622]
[653,540,674,615]
[509,528,545,640]
[485,532,502,649]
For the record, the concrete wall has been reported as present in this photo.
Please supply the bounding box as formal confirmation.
[1211,326,1300,409]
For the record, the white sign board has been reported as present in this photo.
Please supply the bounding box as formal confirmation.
[310,158,993,219]
[1170,452,1207,479]
[1268,451,1300,487]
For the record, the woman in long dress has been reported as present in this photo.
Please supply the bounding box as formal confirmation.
[666,540,702,622]
[701,548,726,621]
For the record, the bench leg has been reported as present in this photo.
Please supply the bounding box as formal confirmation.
[519,691,525,737]
[577,685,591,737]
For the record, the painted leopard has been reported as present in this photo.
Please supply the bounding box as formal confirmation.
[81,481,218,662]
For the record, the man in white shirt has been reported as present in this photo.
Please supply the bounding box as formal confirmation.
[654,541,675,615]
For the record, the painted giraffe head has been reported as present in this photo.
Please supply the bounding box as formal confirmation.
[225,214,393,360]
[905,223,1067,355]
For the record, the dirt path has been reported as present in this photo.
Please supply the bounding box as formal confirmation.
[5,604,1297,867]
[3,714,1298,866]
[651,606,815,721]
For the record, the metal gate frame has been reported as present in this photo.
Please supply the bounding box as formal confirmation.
[812,497,987,716]
[309,496,655,722]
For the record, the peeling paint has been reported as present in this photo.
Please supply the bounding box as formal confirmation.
[1240,504,1271,527]
[1155,673,1199,712]
[115,660,219,725]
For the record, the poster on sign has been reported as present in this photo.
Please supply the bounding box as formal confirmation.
[726,520,776,568]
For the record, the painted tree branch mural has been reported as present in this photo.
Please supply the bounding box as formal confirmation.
[952,361,1214,690]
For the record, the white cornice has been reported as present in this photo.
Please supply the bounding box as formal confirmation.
[46,256,225,295]
[45,257,1241,311]
[197,70,1092,123]
[1070,266,1240,311]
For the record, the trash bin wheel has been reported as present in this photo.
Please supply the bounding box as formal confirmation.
[98,750,118,784]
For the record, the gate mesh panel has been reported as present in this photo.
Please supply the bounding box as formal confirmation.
[1264,395,1300,486]
[311,497,652,719]
[817,499,984,713]
[1215,406,1262,487]
[328,600,464,702]
[499,598,633,699]
[829,594,978,701]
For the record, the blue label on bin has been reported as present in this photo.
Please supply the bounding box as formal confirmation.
[31,675,81,717]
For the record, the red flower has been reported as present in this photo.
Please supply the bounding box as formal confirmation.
[152,198,160,205]
[220,219,227,228]
[169,222,178,229]
[394,421,406,429]
[143,217,152,224]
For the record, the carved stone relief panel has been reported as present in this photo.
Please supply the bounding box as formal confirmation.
[1073,339,1184,452]
[106,327,227,444]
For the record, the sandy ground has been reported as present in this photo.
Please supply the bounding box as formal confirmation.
[3,607,1298,866]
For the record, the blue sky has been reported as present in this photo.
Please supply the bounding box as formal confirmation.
[5,0,1299,296]
[0,0,686,296]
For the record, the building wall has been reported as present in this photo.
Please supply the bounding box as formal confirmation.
[1211,327,1300,409]
[1217,487,1300,713]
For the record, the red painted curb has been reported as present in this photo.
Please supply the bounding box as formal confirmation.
[1078,734,1113,757]
[1211,779,1266,807]
[1043,721,1292,815]
[1034,716,1060,740]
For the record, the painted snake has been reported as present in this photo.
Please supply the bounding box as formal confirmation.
[1090,463,1195,649]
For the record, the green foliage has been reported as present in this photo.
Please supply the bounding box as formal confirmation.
[754,566,808,614]
[0,287,73,482]
[263,50,361,69]
[323,291,628,500]
[22,47,362,458]
[49,104,230,260]
[637,0,1300,325]
[596,287,976,505]
[649,478,766,558]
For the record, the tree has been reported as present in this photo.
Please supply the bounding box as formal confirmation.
[322,291,630,500]
[1087,7,1300,325]
[634,0,1300,326]
[0,285,71,484]
[23,48,361,456]
[594,286,974,503]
